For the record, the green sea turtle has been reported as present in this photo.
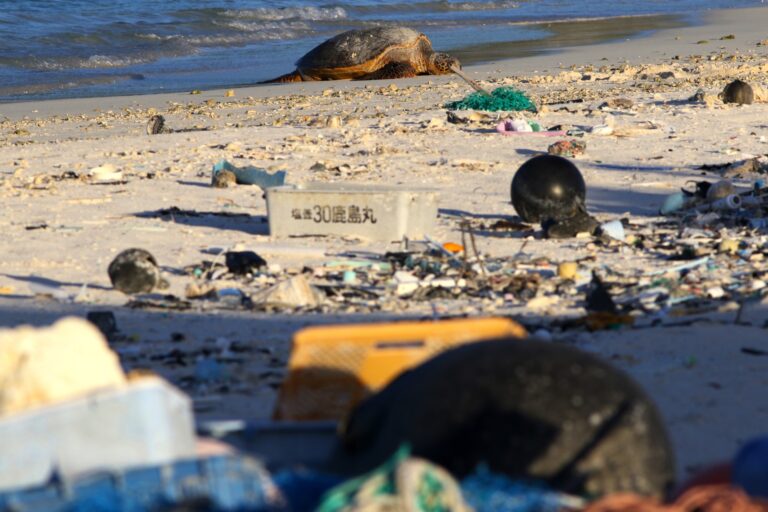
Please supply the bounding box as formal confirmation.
[263,26,461,83]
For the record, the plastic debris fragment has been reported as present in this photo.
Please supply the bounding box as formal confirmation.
[211,159,286,189]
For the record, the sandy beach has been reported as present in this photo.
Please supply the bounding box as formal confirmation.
[2,5,768,482]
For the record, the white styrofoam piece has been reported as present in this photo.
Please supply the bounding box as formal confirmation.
[0,377,196,491]
[266,183,438,241]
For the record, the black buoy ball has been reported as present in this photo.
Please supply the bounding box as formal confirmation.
[332,338,676,499]
[511,155,587,223]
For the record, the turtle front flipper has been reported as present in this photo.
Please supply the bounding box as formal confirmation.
[355,61,418,81]
[259,70,306,84]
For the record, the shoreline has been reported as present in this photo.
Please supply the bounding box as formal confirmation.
[1,3,768,482]
[1,5,765,116]
[0,5,760,108]
[450,12,689,66]
[470,5,768,75]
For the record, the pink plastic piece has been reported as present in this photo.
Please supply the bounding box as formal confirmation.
[496,119,566,136]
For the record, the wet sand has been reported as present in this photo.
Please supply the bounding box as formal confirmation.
[452,13,688,65]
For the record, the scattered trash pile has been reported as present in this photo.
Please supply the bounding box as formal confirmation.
[103,151,768,336]
[9,62,768,511]
[115,239,550,313]
[2,318,767,511]
[660,175,768,228]
[443,78,764,170]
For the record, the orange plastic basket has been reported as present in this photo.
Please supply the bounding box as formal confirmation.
[273,317,526,421]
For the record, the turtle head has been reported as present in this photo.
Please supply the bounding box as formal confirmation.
[428,52,461,75]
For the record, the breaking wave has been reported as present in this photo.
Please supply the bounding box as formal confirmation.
[3,54,155,71]
[221,6,348,21]
[346,0,519,15]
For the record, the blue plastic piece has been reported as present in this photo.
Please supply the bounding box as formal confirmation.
[212,160,286,189]
[342,270,357,284]
[0,455,282,512]
[460,466,574,512]
[598,220,625,242]
[733,436,768,499]
[195,358,229,382]
[272,471,343,512]
[659,192,686,215]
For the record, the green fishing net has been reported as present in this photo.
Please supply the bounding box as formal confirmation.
[317,445,469,512]
[445,87,537,112]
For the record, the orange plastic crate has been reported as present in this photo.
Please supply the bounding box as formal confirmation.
[273,317,526,422]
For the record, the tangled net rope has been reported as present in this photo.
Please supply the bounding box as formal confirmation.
[445,87,537,112]
[583,484,768,512]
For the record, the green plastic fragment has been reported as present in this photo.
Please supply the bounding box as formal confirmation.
[444,87,537,112]
[316,445,410,512]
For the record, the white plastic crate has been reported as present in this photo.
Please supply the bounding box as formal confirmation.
[266,183,439,241]
[0,377,197,491]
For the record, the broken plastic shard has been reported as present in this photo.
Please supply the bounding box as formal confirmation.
[597,220,625,242]
[89,164,123,184]
[211,159,286,190]
[251,274,324,308]
[195,358,228,382]
[497,119,565,136]
[392,271,420,297]
[590,124,614,136]
[647,257,710,276]
[499,119,533,133]
[28,282,71,302]
[599,98,634,109]
[659,192,687,215]
[558,262,578,280]
[217,288,245,307]
[342,270,358,285]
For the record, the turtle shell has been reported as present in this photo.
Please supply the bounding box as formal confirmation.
[296,27,431,74]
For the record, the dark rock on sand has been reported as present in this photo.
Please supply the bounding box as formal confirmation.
[108,248,162,294]
[722,79,754,105]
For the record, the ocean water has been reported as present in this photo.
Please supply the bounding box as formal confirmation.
[0,0,762,102]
